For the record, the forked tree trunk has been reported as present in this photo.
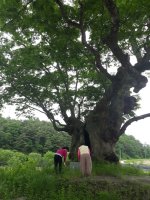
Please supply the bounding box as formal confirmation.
[69,119,119,162]
[68,69,148,162]
[68,94,127,162]
[66,118,85,160]
[83,69,141,162]
[69,129,84,160]
[85,100,122,163]
[86,112,120,162]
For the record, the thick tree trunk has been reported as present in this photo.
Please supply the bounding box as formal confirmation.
[69,129,84,160]
[68,69,148,163]
[84,74,129,162]
[66,117,85,160]
[69,117,119,162]
[85,100,121,163]
[69,90,128,162]
[84,68,147,162]
[86,122,119,162]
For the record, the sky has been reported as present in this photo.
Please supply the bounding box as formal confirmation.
[125,80,150,145]
[1,80,150,145]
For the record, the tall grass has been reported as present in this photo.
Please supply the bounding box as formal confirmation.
[92,161,146,177]
[0,149,149,199]
[0,164,56,199]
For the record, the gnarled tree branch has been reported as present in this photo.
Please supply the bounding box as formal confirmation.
[102,0,131,68]
[103,0,120,42]
[119,113,150,136]
[55,0,113,81]
[40,104,68,132]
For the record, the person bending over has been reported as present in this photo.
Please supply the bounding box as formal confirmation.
[54,146,69,174]
[78,144,92,176]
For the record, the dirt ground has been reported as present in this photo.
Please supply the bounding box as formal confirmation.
[76,175,150,186]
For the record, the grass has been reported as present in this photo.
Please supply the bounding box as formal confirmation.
[92,161,147,177]
[0,161,149,200]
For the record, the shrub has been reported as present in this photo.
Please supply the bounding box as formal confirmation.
[42,151,54,168]
[7,151,27,167]
[0,149,14,166]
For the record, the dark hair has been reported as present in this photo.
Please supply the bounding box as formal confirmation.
[62,146,69,151]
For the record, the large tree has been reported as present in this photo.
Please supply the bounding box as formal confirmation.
[0,0,150,162]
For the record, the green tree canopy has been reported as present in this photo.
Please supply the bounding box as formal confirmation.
[0,0,150,162]
[115,134,149,159]
[0,116,70,154]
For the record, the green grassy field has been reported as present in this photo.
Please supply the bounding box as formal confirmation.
[0,160,150,200]
[0,149,150,200]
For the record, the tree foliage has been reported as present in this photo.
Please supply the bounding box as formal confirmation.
[0,116,150,159]
[115,134,150,159]
[0,116,70,154]
[0,0,150,161]
[0,0,105,126]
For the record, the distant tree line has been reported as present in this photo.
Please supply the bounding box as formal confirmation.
[0,116,70,155]
[0,116,150,159]
[115,135,150,159]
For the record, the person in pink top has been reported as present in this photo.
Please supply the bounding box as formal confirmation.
[54,146,69,174]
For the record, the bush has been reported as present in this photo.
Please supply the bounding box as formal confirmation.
[0,149,14,166]
[27,152,42,167]
[42,151,54,168]
[7,151,27,167]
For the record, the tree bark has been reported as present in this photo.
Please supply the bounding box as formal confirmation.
[65,117,85,160]
[83,68,147,162]
[85,99,121,162]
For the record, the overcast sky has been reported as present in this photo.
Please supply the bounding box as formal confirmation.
[1,80,150,145]
[125,80,150,145]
